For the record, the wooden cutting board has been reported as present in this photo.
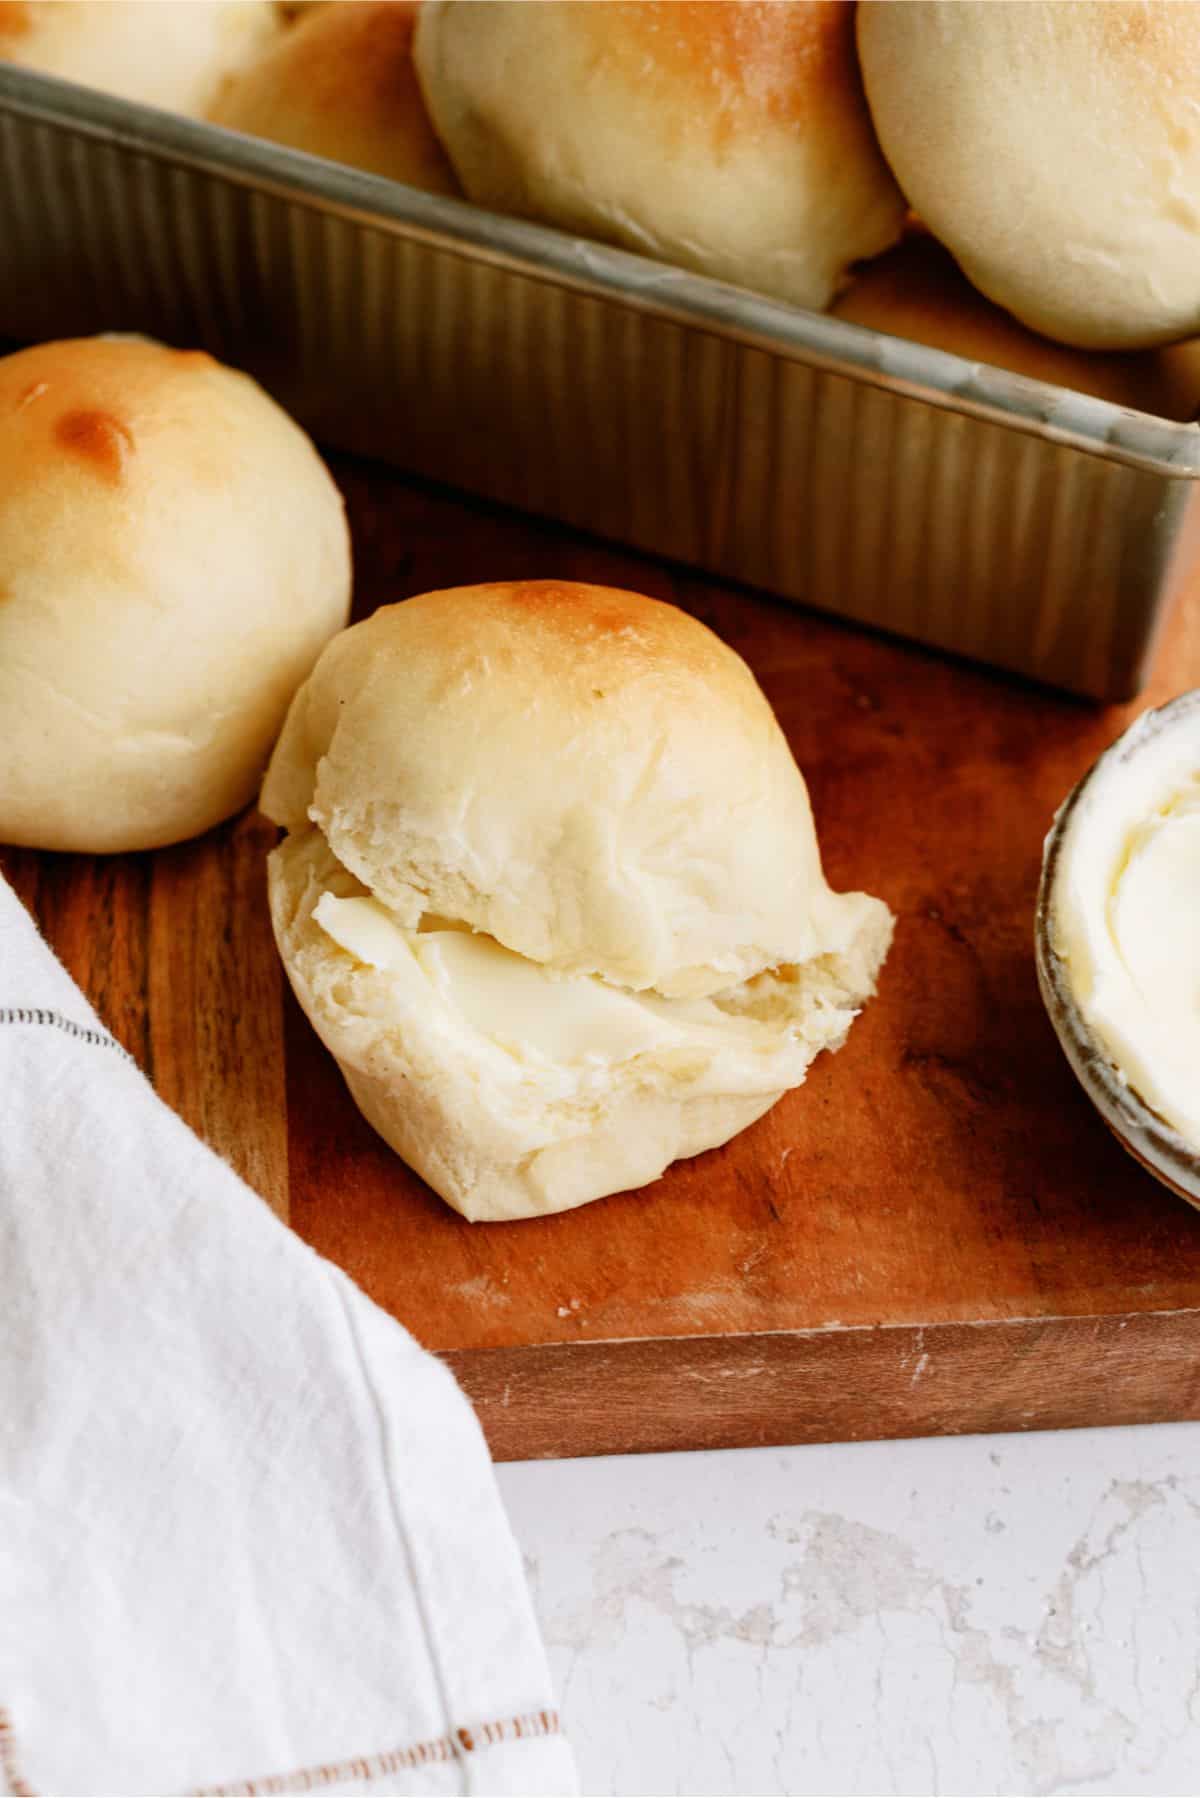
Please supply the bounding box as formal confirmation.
[7,456,1200,1460]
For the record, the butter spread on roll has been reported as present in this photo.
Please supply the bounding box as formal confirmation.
[262,581,894,1222]
[1051,695,1200,1150]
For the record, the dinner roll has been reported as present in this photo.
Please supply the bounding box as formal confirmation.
[833,237,1182,418]
[0,1,279,116]
[858,1,1200,350]
[0,337,351,854]
[210,1,459,195]
[414,0,905,310]
[262,582,893,1221]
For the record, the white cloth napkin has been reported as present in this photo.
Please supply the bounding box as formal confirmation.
[0,876,577,1798]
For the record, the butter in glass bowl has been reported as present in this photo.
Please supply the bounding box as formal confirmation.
[1036,689,1200,1209]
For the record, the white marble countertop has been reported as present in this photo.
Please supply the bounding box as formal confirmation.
[498,1422,1200,1797]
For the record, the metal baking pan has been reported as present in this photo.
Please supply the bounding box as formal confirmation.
[3,62,1199,700]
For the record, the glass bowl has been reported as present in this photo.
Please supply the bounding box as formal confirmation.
[1035,688,1200,1211]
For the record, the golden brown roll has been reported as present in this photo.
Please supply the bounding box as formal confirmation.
[262,581,893,1220]
[210,1,459,195]
[0,336,351,853]
[0,1,279,116]
[833,237,1182,418]
[858,1,1200,350]
[414,0,905,309]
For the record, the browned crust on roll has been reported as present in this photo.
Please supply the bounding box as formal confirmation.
[212,0,458,194]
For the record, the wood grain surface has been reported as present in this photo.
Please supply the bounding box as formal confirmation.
[6,455,1200,1460]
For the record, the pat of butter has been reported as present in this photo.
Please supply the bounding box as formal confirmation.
[313,891,418,974]
[1056,712,1200,1148]
[313,893,684,1064]
[1107,781,1200,1112]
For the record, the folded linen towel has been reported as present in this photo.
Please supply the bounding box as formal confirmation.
[0,875,576,1798]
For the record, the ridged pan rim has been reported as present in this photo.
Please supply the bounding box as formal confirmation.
[3,61,1200,482]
